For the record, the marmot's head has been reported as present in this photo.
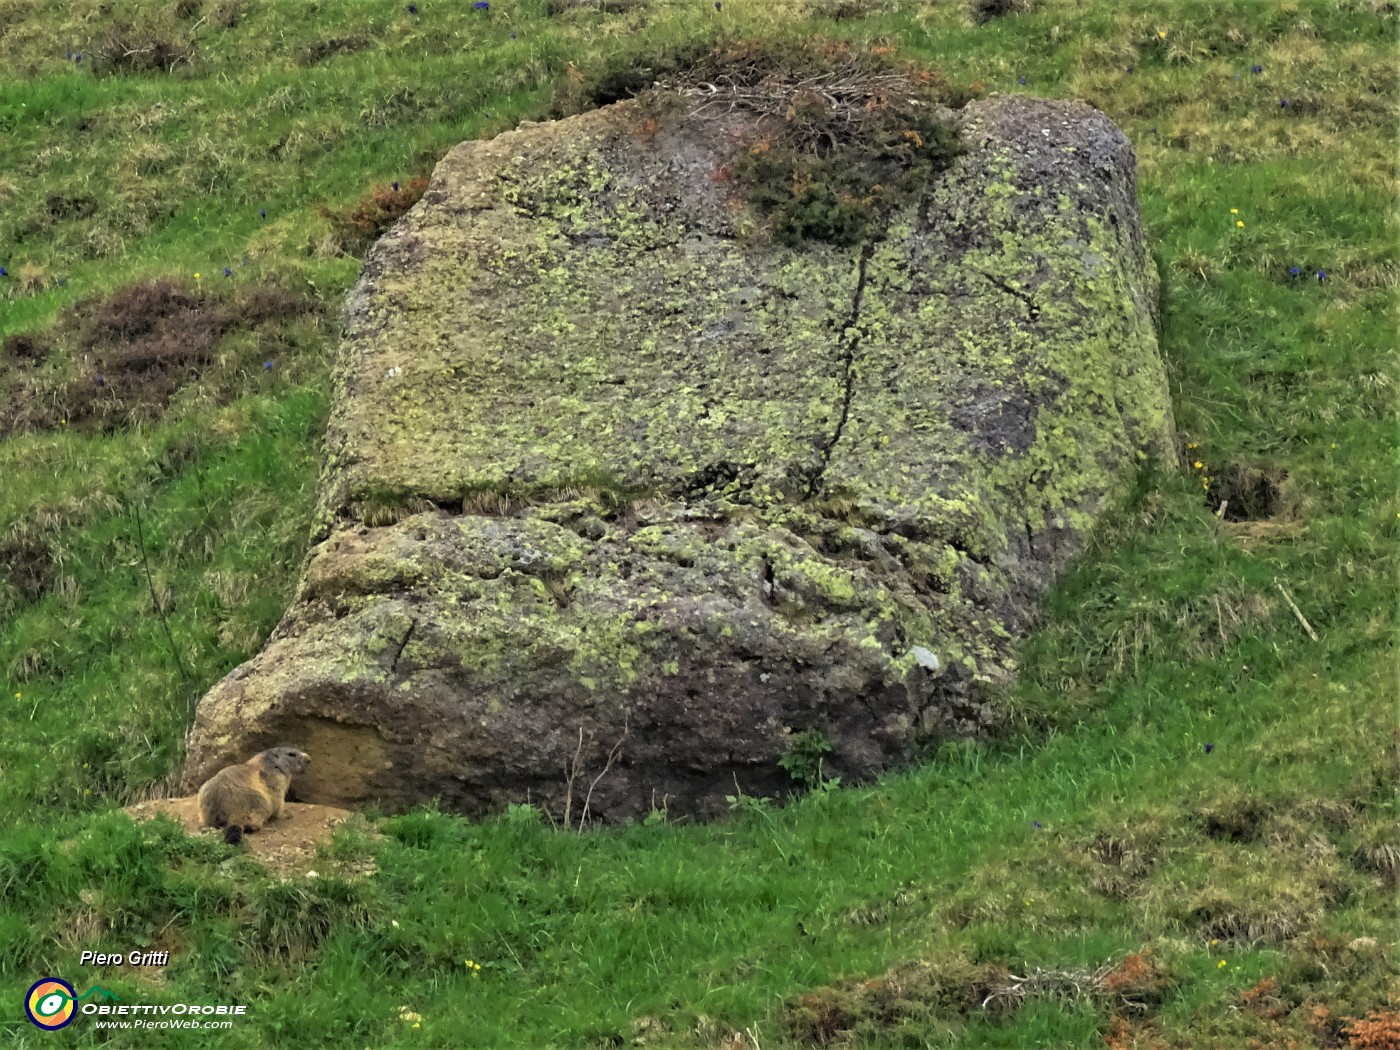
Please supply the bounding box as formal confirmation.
[258,747,311,776]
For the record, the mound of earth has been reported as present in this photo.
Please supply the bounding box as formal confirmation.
[125,798,358,877]
[181,89,1174,823]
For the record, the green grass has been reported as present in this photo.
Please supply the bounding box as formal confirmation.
[1,0,1396,1047]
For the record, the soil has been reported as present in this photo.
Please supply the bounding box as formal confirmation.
[124,797,368,878]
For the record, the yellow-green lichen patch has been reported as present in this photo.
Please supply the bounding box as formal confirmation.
[185,94,1174,822]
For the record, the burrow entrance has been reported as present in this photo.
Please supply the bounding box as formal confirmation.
[1210,465,1287,522]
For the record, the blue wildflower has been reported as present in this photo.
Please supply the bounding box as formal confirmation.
[1204,743,1214,753]
[95,374,105,386]
[1280,98,1289,107]
[1032,820,1042,829]
[509,30,517,39]
[1250,64,1263,73]
[263,360,273,370]
[223,267,232,277]
[474,0,491,7]
[1124,66,1133,74]
[260,208,267,218]
[65,50,72,59]
[74,52,82,62]
[0,266,6,278]
[392,181,400,191]
[714,1,722,8]
[1288,266,1301,277]
[407,3,417,12]
[1316,269,1327,281]
[1017,76,1027,85]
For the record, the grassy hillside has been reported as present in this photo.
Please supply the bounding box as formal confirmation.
[0,0,1395,1046]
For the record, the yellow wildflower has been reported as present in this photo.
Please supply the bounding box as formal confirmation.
[1158,29,1167,39]
[1236,220,1245,228]
[1217,960,1227,969]
[1230,209,1238,215]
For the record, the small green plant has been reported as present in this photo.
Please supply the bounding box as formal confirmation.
[643,792,669,825]
[779,728,834,790]
[725,775,774,816]
[502,801,544,826]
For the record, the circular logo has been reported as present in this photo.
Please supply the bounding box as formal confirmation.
[26,978,77,1030]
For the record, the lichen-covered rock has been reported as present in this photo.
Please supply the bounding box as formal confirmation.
[182,94,1174,822]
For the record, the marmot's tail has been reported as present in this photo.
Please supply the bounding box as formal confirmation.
[223,825,243,845]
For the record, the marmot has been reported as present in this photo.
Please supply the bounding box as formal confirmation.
[197,747,310,845]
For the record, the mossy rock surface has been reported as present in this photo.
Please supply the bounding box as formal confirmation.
[182,94,1174,822]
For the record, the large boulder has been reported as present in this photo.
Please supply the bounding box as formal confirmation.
[182,92,1174,822]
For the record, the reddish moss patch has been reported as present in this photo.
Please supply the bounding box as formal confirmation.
[317,177,430,254]
[0,278,318,434]
[1344,1011,1400,1049]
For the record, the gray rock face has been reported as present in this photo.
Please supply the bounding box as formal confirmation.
[181,94,1174,822]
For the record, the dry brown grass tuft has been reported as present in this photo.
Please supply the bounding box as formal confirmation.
[90,24,196,76]
[316,177,430,254]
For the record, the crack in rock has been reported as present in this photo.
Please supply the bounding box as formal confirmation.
[976,269,1041,320]
[804,241,877,499]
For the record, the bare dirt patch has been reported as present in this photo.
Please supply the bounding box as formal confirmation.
[125,797,363,878]
[971,0,1033,24]
[1211,464,1287,522]
[2,331,49,364]
[0,534,55,608]
[90,25,195,76]
[299,36,368,65]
